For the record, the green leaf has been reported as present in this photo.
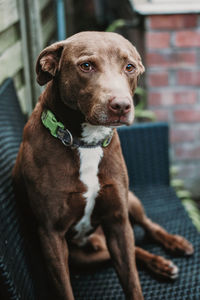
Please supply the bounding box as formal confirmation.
[176,190,192,199]
[182,199,200,231]
[171,179,184,189]
[134,109,156,121]
[106,19,126,32]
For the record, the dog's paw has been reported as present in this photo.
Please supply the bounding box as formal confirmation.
[162,234,194,256]
[87,234,107,252]
[147,256,179,280]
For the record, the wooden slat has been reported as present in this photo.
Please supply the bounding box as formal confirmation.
[0,0,19,33]
[42,11,57,46]
[13,70,24,90]
[65,0,75,36]
[17,85,27,113]
[22,0,43,107]
[18,0,33,115]
[0,23,20,56]
[39,0,50,11]
[0,40,23,85]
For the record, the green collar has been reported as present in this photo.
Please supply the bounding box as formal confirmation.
[41,109,113,148]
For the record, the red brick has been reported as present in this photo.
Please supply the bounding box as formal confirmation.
[148,14,198,30]
[146,51,196,68]
[148,91,197,106]
[148,72,168,87]
[170,128,196,143]
[175,30,200,47]
[177,70,200,86]
[174,110,200,123]
[175,144,200,159]
[175,91,197,105]
[148,92,162,106]
[151,109,169,121]
[146,32,170,49]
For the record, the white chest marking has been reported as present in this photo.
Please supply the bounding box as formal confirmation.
[73,123,112,246]
[74,146,103,245]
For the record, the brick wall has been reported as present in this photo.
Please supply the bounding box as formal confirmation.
[145,14,200,197]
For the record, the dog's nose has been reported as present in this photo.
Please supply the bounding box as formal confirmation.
[108,97,131,115]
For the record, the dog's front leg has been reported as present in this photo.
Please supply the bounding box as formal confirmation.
[102,215,144,300]
[39,228,74,300]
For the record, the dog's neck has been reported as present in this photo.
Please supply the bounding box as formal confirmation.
[41,81,112,145]
[41,81,85,138]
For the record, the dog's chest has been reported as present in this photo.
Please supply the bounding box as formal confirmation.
[73,146,103,244]
[73,124,112,246]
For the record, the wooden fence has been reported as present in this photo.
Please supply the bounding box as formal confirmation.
[0,0,57,114]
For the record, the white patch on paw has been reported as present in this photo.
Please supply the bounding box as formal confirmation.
[169,262,179,279]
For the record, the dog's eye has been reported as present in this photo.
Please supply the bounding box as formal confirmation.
[125,64,135,73]
[80,62,93,72]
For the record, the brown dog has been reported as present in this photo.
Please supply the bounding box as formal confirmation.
[12,31,193,300]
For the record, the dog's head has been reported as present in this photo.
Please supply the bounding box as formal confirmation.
[36,31,144,126]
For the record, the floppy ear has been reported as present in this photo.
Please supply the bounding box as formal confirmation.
[36,41,65,86]
[136,50,145,76]
[138,58,145,76]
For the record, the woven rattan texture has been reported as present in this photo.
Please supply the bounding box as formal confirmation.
[118,123,170,188]
[0,79,50,300]
[0,79,33,300]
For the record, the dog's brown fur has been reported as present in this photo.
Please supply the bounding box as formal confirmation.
[13,32,193,300]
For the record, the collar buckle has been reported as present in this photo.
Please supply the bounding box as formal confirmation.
[57,127,73,147]
[41,110,64,138]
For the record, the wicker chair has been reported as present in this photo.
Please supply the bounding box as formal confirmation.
[0,78,199,300]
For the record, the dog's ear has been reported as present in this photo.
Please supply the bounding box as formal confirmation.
[136,50,145,76]
[36,41,65,86]
[136,58,145,86]
[138,59,145,76]
[131,46,145,76]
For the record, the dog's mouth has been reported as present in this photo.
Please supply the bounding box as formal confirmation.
[105,120,129,127]
[85,107,134,127]
[103,113,134,127]
[86,116,133,128]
